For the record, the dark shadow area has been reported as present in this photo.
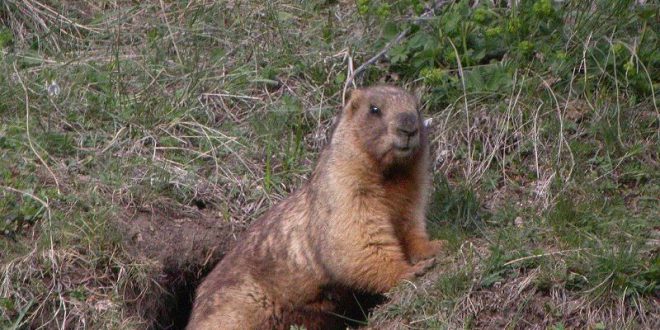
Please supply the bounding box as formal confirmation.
[271,285,387,329]
[151,263,215,330]
[326,288,387,329]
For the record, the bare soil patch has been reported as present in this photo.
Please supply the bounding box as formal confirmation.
[117,201,239,329]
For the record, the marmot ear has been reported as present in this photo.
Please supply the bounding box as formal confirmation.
[344,88,364,115]
[412,85,425,106]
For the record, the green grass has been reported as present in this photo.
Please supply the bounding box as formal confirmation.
[1,0,658,329]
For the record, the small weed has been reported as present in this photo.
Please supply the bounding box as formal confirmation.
[428,176,483,231]
[434,270,472,301]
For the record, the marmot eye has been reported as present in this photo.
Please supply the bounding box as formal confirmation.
[369,105,381,114]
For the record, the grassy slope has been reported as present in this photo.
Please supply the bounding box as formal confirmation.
[0,0,658,329]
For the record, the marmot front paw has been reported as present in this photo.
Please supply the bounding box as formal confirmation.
[409,239,447,263]
[407,257,436,278]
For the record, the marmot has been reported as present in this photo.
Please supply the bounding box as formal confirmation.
[187,85,444,329]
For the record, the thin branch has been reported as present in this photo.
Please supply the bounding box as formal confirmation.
[159,0,183,65]
[447,38,473,182]
[503,248,586,266]
[12,62,61,195]
[351,29,409,82]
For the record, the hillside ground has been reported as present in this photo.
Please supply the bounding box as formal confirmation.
[1,1,658,329]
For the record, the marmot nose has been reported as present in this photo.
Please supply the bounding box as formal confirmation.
[396,113,419,137]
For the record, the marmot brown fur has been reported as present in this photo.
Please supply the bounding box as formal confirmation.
[187,85,444,329]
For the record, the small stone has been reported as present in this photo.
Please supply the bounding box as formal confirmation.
[47,80,60,96]
[514,216,524,227]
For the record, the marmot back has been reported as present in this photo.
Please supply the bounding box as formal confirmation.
[187,85,445,330]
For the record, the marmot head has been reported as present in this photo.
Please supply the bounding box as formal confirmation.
[338,85,425,169]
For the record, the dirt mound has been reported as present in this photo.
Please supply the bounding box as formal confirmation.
[117,200,240,329]
[119,202,239,270]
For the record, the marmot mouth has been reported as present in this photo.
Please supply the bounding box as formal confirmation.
[393,141,417,151]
